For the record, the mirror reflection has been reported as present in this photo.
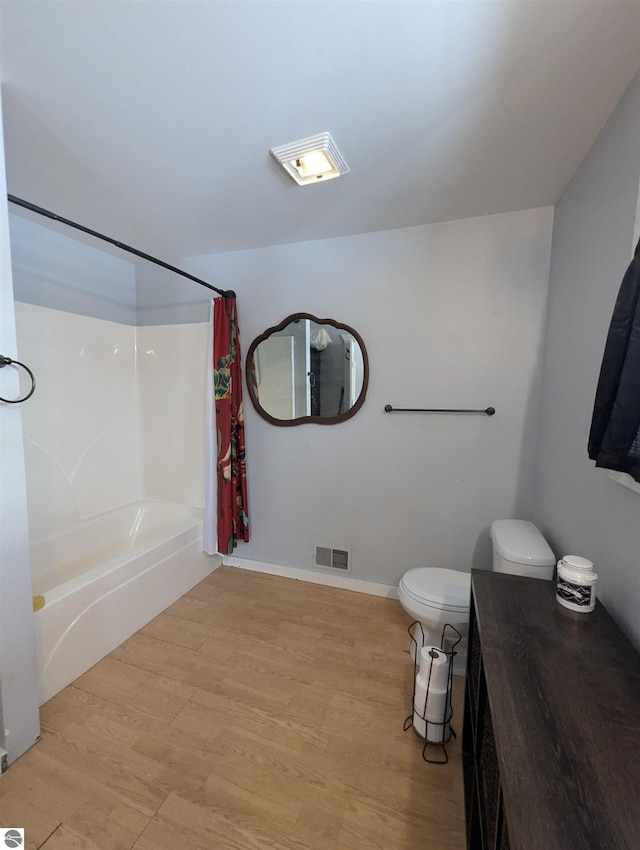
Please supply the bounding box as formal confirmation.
[246,313,369,425]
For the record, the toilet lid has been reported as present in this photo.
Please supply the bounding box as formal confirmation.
[401,568,471,612]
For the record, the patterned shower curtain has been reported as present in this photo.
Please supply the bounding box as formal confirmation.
[211,296,249,553]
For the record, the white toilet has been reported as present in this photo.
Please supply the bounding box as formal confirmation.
[398,518,555,676]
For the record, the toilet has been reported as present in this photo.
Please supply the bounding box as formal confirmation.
[398,519,555,676]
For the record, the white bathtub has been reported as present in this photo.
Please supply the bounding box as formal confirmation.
[31,500,221,704]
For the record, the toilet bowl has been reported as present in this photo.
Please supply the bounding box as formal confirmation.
[398,519,555,677]
[398,567,471,677]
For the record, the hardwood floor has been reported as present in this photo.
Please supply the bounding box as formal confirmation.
[0,566,466,850]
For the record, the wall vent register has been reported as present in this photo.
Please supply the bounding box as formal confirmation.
[314,546,350,572]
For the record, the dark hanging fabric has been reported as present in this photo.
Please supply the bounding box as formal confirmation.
[588,237,640,480]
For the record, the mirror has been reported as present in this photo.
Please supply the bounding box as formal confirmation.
[246,313,369,425]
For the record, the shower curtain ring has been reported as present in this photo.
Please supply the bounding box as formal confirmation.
[0,355,36,403]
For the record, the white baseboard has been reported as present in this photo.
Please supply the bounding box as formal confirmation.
[222,556,399,599]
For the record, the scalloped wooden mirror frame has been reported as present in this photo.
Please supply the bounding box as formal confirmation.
[245,313,369,426]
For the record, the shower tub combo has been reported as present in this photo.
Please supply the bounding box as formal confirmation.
[31,500,220,704]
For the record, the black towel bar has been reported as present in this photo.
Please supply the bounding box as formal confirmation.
[384,405,495,416]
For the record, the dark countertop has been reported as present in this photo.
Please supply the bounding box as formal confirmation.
[471,570,640,850]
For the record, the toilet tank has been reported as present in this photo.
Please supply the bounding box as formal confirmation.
[490,519,555,580]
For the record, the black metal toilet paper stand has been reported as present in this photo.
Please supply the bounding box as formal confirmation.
[403,621,461,765]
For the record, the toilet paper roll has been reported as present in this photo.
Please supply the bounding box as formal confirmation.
[413,671,451,742]
[419,646,449,692]
[413,713,451,744]
[414,672,449,723]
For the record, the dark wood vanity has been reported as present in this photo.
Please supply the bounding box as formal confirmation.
[463,570,640,850]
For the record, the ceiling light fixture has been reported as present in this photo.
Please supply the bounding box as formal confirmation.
[270,132,349,186]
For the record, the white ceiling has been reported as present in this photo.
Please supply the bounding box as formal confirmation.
[1,1,639,262]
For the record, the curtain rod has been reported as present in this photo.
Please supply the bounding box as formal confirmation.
[7,195,235,298]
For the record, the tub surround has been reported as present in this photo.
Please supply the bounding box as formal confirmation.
[14,303,209,537]
[13,301,214,703]
[15,302,143,536]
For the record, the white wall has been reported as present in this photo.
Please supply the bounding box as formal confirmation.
[533,73,640,646]
[8,213,137,324]
[190,206,554,585]
[0,89,40,763]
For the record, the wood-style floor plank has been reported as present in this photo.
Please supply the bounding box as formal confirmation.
[0,566,465,849]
